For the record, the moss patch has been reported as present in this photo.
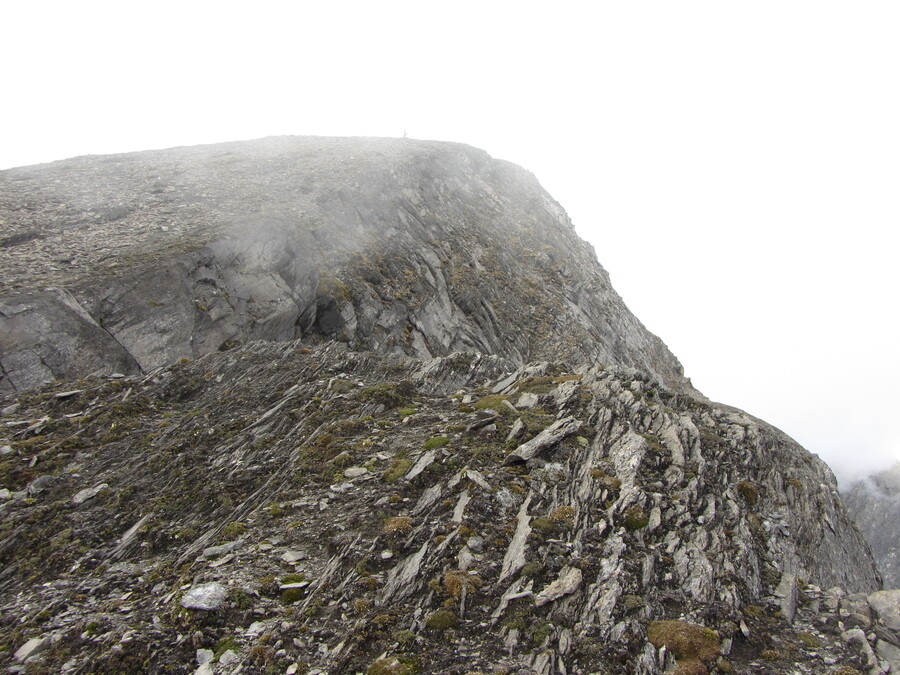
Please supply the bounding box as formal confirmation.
[424,609,459,630]
[648,620,719,667]
[423,436,451,450]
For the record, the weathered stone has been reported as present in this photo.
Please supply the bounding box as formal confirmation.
[499,495,532,582]
[534,567,583,607]
[868,590,900,631]
[516,392,540,409]
[181,582,227,611]
[202,539,243,559]
[775,572,799,624]
[281,550,307,563]
[876,639,900,673]
[72,483,108,505]
[14,636,50,663]
[841,628,880,671]
[343,466,368,478]
[26,475,55,495]
[504,416,582,464]
[219,650,239,665]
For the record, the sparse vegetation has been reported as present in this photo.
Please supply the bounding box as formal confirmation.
[384,516,413,534]
[648,620,719,669]
[424,609,459,630]
[423,436,451,450]
[736,481,760,506]
[383,458,414,482]
[623,504,649,531]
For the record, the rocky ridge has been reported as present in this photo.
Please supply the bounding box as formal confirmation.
[0,342,896,674]
[0,137,897,674]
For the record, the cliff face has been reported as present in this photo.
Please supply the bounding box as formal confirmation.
[0,137,688,394]
[0,138,896,674]
[844,463,900,588]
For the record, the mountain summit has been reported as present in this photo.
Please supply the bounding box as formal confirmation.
[0,138,897,674]
[1,137,687,394]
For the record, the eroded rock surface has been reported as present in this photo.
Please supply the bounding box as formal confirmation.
[0,137,894,674]
[1,137,689,393]
[0,343,890,673]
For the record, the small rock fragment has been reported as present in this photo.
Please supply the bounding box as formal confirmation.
[196,648,214,665]
[72,483,108,505]
[281,550,307,563]
[505,416,581,464]
[203,539,243,559]
[181,582,227,610]
[219,650,239,665]
[868,589,900,631]
[516,392,540,409]
[343,466,368,478]
[534,566,583,607]
[27,475,55,495]
[15,636,50,662]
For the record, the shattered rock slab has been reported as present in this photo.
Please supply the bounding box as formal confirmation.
[504,416,581,464]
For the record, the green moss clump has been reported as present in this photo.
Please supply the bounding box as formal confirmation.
[736,481,760,506]
[423,436,450,450]
[516,374,582,394]
[473,395,509,411]
[442,570,483,599]
[397,407,417,417]
[797,632,820,649]
[222,521,247,539]
[367,656,416,675]
[531,517,556,534]
[383,458,414,483]
[228,588,253,610]
[383,516,413,534]
[281,587,305,604]
[598,475,622,493]
[357,381,415,409]
[623,504,649,531]
[214,635,239,658]
[282,572,306,584]
[424,609,459,630]
[550,505,576,527]
[647,620,719,666]
[520,562,543,578]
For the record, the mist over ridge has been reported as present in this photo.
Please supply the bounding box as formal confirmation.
[1,136,898,674]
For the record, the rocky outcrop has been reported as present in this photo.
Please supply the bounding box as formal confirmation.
[0,136,893,674]
[1,137,690,394]
[0,342,889,673]
[844,463,900,587]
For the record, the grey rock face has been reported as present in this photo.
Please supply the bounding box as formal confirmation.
[0,288,140,393]
[844,463,900,588]
[1,137,690,393]
[0,136,891,674]
[0,342,887,673]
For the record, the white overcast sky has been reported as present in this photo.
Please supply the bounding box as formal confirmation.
[2,2,898,482]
